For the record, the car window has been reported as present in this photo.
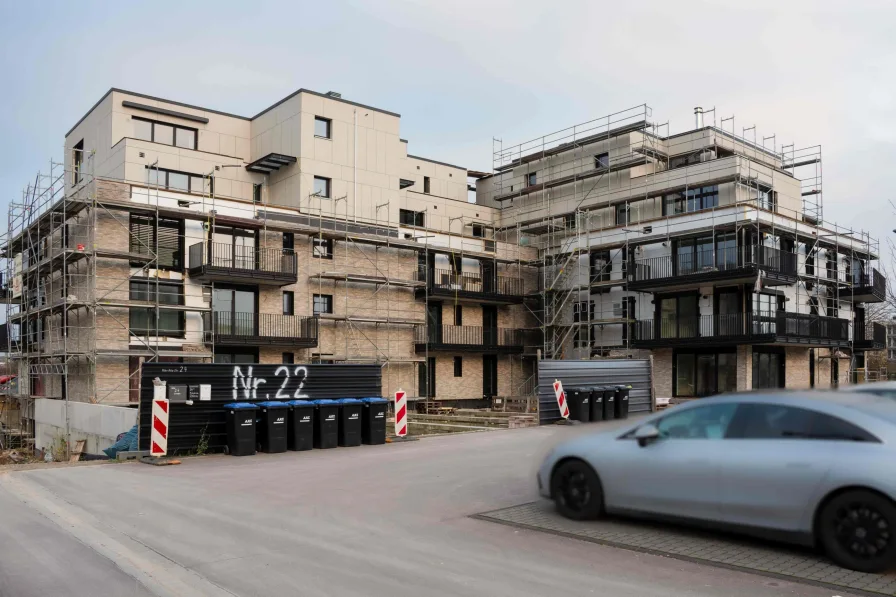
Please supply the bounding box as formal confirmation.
[727,403,879,442]
[654,403,737,439]
[861,389,896,400]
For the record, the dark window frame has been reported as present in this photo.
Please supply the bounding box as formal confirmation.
[615,203,630,226]
[282,352,295,364]
[312,236,333,259]
[128,279,185,337]
[454,305,463,326]
[129,214,184,271]
[671,347,737,398]
[253,183,263,204]
[132,116,198,150]
[423,176,431,194]
[282,291,295,316]
[399,209,425,227]
[282,232,295,251]
[527,172,537,186]
[454,356,463,377]
[313,293,333,315]
[594,152,610,170]
[314,116,332,139]
[145,166,210,195]
[752,347,785,390]
[72,139,84,186]
[313,176,332,199]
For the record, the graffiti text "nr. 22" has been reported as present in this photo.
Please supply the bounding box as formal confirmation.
[232,366,309,400]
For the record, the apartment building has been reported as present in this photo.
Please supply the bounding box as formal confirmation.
[887,319,896,363]
[476,106,886,397]
[3,88,538,410]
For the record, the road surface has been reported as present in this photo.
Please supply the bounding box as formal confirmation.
[0,425,863,597]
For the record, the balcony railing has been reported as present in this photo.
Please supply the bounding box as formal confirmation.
[418,268,524,300]
[188,242,297,285]
[633,311,848,347]
[209,311,318,347]
[631,245,797,286]
[855,322,886,350]
[843,268,887,303]
[414,324,526,352]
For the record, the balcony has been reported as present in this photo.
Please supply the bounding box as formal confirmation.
[188,242,297,286]
[841,268,887,303]
[632,312,848,348]
[209,312,318,348]
[414,325,526,353]
[629,246,797,291]
[417,268,525,304]
[854,322,886,351]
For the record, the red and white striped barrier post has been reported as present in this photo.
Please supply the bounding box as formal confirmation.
[394,389,407,437]
[150,379,169,457]
[553,379,570,419]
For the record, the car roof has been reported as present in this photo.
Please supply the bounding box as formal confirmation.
[674,390,896,422]
[846,381,896,391]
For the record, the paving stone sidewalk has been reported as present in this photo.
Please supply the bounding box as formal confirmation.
[474,500,896,596]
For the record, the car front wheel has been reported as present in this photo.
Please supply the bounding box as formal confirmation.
[818,489,896,573]
[551,460,603,521]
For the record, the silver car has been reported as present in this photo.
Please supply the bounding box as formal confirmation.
[537,391,896,572]
[845,381,896,400]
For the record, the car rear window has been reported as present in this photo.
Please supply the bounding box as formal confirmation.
[726,403,879,442]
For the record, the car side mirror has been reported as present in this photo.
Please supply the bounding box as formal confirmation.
[634,424,660,447]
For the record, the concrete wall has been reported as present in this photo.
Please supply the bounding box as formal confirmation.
[34,399,137,455]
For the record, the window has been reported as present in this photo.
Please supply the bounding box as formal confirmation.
[313,176,331,198]
[314,116,331,139]
[282,291,295,316]
[752,349,784,389]
[145,167,209,195]
[253,183,263,204]
[129,215,183,269]
[757,186,776,211]
[673,349,737,397]
[663,186,719,216]
[594,152,610,169]
[726,404,878,442]
[72,140,84,186]
[527,172,537,186]
[472,224,485,238]
[454,305,463,326]
[313,294,333,315]
[282,352,295,364]
[399,209,425,227]
[129,280,185,337]
[399,178,415,189]
[590,250,611,282]
[658,293,698,339]
[282,233,294,251]
[454,356,463,377]
[805,250,815,276]
[615,203,630,226]
[655,402,738,439]
[132,117,197,150]
[668,148,719,170]
[312,237,333,259]
[424,176,431,194]
[826,296,838,318]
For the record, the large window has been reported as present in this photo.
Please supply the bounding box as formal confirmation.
[133,117,198,150]
[399,209,425,227]
[312,237,333,259]
[527,172,537,186]
[72,139,84,186]
[313,176,331,198]
[282,291,294,316]
[752,292,783,334]
[129,215,183,270]
[145,167,209,195]
[659,293,698,339]
[594,152,610,169]
[663,185,719,216]
[314,116,331,139]
[752,348,784,389]
[129,280,185,337]
[673,349,736,397]
[590,250,611,282]
[615,203,630,226]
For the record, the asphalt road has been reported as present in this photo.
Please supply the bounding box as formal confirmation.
[0,424,864,597]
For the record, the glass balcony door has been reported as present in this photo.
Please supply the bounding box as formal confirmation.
[213,287,257,336]
[212,226,256,270]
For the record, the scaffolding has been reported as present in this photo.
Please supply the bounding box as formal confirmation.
[483,104,881,385]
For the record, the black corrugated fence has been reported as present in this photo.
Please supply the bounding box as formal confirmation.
[537,359,653,425]
[139,363,382,454]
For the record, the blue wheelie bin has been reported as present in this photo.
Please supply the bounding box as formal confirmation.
[287,400,315,451]
[256,401,289,453]
[336,398,363,447]
[312,399,339,449]
[223,402,258,456]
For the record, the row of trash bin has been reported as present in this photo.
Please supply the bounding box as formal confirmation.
[222,398,388,456]
[566,385,631,423]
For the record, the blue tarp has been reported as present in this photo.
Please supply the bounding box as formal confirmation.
[103,425,138,459]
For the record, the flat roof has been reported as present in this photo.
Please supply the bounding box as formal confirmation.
[66,87,402,138]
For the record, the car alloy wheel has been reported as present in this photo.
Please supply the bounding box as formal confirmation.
[820,489,896,573]
[551,460,603,520]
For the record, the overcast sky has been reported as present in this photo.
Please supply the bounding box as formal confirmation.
[1,0,893,262]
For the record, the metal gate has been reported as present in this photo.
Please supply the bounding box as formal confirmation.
[537,359,653,424]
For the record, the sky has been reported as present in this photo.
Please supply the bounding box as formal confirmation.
[1,0,894,265]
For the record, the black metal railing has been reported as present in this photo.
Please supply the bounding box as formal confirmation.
[632,245,797,282]
[633,312,848,344]
[189,242,296,276]
[210,311,317,341]
[850,268,887,296]
[414,324,524,347]
[419,268,524,297]
[856,322,886,347]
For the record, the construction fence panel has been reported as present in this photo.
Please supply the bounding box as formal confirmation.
[537,359,653,425]
[139,363,382,455]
